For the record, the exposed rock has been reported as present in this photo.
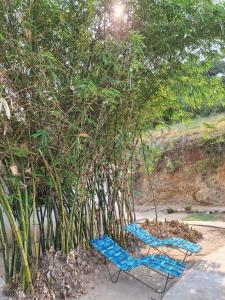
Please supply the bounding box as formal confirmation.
[135,138,225,207]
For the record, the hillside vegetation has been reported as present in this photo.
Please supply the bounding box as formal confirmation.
[136,113,225,207]
[150,113,225,147]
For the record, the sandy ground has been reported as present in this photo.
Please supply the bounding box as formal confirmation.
[134,204,225,223]
[79,225,225,300]
[0,205,224,299]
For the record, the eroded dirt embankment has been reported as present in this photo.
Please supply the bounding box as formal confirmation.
[135,134,225,206]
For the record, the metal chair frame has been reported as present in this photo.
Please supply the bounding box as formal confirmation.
[105,259,172,294]
[91,235,185,294]
[126,224,201,262]
[132,242,191,262]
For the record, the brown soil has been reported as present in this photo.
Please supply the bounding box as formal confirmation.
[135,135,225,207]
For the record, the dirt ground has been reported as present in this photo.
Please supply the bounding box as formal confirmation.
[134,203,225,221]
[78,224,225,300]
[0,205,224,300]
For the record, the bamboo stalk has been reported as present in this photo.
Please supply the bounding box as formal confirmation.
[32,176,39,279]
[16,184,27,289]
[66,190,77,252]
[0,183,34,293]
[0,205,10,283]
[140,134,158,225]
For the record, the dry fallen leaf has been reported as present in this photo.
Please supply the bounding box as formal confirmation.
[3,121,8,136]
[10,163,19,176]
[141,219,202,242]
[24,28,32,41]
[78,131,89,138]
[25,167,32,176]
[0,96,11,119]
[18,12,24,24]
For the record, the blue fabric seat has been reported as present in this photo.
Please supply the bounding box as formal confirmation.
[124,223,202,254]
[91,235,185,277]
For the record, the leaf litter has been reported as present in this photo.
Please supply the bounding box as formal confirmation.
[6,220,202,299]
[141,219,203,242]
[6,248,104,300]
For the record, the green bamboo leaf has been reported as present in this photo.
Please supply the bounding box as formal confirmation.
[31,130,48,148]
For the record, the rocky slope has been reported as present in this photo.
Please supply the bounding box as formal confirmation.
[135,129,225,206]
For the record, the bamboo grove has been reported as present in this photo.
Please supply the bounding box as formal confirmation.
[0,0,225,294]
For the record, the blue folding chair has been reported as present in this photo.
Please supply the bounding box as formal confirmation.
[91,235,185,293]
[124,223,202,261]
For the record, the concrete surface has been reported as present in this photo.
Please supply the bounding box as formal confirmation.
[79,265,168,300]
[163,246,225,300]
[0,278,10,300]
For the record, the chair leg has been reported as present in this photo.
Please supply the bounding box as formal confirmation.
[123,270,170,294]
[151,246,191,262]
[182,250,190,262]
[134,245,152,257]
[105,259,172,293]
[146,246,151,256]
[137,245,145,257]
[161,274,170,294]
[130,239,144,257]
[106,260,121,283]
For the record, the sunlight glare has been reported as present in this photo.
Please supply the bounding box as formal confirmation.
[113,3,124,19]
